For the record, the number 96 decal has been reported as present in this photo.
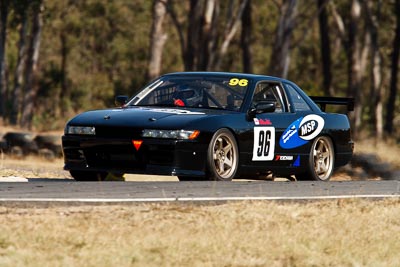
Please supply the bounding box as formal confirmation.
[229,78,248,86]
[252,127,275,161]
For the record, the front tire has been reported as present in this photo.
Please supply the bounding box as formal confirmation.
[297,136,334,181]
[206,129,239,181]
[70,170,107,181]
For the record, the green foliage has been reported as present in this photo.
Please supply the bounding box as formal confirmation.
[37,0,153,114]
[1,0,399,133]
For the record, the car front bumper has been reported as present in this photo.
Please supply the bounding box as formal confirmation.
[62,135,208,177]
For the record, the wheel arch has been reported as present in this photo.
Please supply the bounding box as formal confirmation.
[224,126,242,153]
[319,131,338,167]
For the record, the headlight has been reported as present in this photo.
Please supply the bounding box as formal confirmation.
[65,126,96,135]
[142,129,200,140]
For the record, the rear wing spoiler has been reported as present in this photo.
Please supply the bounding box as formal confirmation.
[310,96,354,112]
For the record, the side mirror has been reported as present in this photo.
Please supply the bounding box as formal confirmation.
[115,95,128,107]
[246,101,276,119]
[255,101,276,113]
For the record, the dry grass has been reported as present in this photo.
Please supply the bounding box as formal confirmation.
[0,156,67,179]
[0,200,399,266]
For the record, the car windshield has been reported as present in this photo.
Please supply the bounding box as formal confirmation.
[128,75,248,111]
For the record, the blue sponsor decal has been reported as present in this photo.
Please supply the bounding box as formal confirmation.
[279,115,325,149]
[293,156,300,167]
[279,117,307,149]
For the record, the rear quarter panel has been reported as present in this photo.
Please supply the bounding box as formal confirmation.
[320,112,353,167]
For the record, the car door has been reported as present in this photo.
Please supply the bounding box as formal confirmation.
[248,81,300,168]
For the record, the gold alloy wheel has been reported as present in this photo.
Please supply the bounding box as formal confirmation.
[208,129,238,180]
[312,136,334,181]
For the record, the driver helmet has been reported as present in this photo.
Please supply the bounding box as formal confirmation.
[173,84,202,107]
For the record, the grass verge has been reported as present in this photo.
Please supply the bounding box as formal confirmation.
[1,199,400,266]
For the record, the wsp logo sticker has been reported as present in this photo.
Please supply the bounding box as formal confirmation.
[279,115,325,149]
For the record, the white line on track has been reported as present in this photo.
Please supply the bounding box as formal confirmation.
[0,176,29,182]
[0,194,399,203]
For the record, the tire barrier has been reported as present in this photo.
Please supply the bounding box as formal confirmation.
[0,131,62,159]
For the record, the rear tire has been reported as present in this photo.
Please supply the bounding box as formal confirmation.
[206,128,238,181]
[296,136,334,181]
[70,171,107,181]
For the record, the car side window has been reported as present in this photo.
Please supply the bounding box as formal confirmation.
[285,83,311,111]
[252,82,287,113]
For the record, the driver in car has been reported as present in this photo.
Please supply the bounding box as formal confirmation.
[173,85,202,107]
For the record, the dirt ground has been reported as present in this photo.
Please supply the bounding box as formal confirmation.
[0,155,180,181]
[0,153,362,182]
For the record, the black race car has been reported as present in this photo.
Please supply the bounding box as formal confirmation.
[62,72,354,181]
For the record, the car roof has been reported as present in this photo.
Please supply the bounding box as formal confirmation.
[158,71,322,113]
[161,71,286,83]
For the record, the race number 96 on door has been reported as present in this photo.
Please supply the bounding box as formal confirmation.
[252,127,275,161]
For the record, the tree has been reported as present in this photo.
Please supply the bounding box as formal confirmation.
[348,0,367,137]
[168,0,248,71]
[20,0,43,129]
[385,0,400,135]
[268,0,298,78]
[331,0,369,138]
[0,0,399,137]
[0,0,9,121]
[147,0,169,80]
[241,0,252,73]
[182,0,218,70]
[317,0,332,96]
[211,0,248,70]
[58,1,71,117]
[364,0,383,139]
[10,0,29,125]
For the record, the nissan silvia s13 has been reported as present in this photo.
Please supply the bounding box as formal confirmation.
[62,72,354,181]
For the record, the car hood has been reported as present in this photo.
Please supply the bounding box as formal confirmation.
[67,106,232,129]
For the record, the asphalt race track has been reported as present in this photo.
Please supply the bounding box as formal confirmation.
[0,179,399,203]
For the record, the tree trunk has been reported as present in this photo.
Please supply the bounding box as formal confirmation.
[20,1,43,129]
[241,0,252,73]
[58,2,73,117]
[59,30,69,116]
[268,0,298,78]
[211,0,248,71]
[10,9,28,125]
[385,0,400,135]
[169,0,246,71]
[169,0,247,72]
[201,0,217,70]
[317,0,332,96]
[330,1,347,57]
[166,1,186,70]
[184,0,219,71]
[347,0,363,138]
[184,0,203,70]
[147,0,169,80]
[0,0,9,121]
[364,0,383,140]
